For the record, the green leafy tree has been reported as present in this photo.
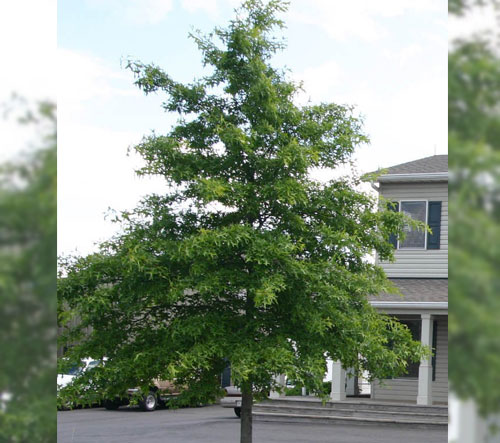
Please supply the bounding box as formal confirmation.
[58,1,423,441]
[449,0,500,416]
[448,0,494,14]
[0,100,56,442]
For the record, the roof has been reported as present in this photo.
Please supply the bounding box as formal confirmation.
[380,155,448,175]
[368,278,448,303]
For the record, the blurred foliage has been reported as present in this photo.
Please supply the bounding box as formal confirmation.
[449,0,499,15]
[449,1,500,416]
[0,100,56,442]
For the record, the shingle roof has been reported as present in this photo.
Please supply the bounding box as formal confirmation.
[368,278,448,303]
[381,155,448,175]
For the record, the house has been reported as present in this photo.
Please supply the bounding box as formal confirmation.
[368,154,448,406]
[311,155,449,407]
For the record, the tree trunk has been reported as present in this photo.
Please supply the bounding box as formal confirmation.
[240,386,253,443]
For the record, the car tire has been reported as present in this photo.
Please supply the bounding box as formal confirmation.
[139,392,158,412]
[234,407,241,418]
[103,399,121,410]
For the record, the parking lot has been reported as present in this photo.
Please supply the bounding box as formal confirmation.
[58,404,447,443]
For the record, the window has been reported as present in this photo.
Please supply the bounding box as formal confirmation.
[387,200,442,250]
[432,320,437,381]
[400,201,426,249]
[399,319,421,378]
[392,319,438,380]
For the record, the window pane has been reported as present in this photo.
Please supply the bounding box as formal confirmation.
[400,201,426,248]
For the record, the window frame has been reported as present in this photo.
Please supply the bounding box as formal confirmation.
[432,320,438,382]
[396,199,428,250]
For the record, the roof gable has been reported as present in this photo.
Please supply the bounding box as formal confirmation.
[382,155,448,175]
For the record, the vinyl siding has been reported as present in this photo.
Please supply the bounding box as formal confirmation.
[371,378,418,403]
[371,316,448,404]
[377,182,448,278]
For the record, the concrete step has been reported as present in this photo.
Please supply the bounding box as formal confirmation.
[252,399,448,429]
[260,398,447,415]
[253,404,448,423]
[252,411,447,429]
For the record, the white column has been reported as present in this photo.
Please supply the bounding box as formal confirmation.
[455,397,485,443]
[417,313,434,405]
[269,374,285,399]
[330,360,346,401]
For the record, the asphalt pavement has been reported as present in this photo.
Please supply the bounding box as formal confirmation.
[58,404,447,443]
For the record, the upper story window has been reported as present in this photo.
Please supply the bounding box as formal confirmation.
[400,201,426,249]
[388,200,442,250]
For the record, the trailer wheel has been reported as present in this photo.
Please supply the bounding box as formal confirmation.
[139,392,158,412]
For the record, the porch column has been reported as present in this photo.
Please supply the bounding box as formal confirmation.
[269,374,285,399]
[330,360,346,401]
[417,313,434,405]
[455,396,484,443]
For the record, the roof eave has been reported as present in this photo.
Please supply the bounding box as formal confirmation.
[370,301,448,315]
[377,172,448,183]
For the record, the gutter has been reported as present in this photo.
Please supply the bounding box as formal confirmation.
[377,172,448,183]
[370,301,448,310]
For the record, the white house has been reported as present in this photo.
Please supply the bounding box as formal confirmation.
[331,155,448,406]
[370,154,448,406]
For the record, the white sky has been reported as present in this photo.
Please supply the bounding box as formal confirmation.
[0,0,57,163]
[5,0,493,259]
[54,0,451,257]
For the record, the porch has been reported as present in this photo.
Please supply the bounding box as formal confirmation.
[269,313,448,407]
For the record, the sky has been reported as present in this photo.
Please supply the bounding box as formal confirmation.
[0,0,57,163]
[55,0,450,257]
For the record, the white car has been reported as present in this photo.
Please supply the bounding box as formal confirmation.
[57,358,103,409]
[57,358,100,390]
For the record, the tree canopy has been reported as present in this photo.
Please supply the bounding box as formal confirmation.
[0,100,56,443]
[449,1,500,416]
[58,1,423,441]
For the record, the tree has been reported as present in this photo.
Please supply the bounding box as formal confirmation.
[448,0,500,416]
[58,1,423,441]
[0,99,57,442]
